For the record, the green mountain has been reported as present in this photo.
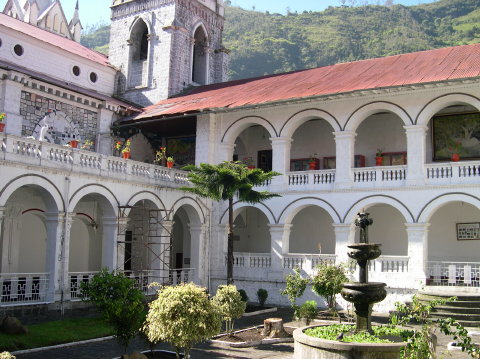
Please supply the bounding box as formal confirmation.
[81,0,480,81]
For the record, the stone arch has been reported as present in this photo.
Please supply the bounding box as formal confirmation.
[417,192,480,223]
[126,191,165,211]
[170,197,205,225]
[343,195,414,224]
[0,175,63,212]
[191,22,209,85]
[416,93,480,126]
[219,202,276,225]
[344,101,413,131]
[278,197,341,224]
[68,184,118,217]
[222,116,277,144]
[279,109,341,137]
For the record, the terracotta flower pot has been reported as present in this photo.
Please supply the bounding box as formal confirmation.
[451,153,460,162]
[309,161,316,170]
[0,123,5,133]
[247,165,255,169]
[69,140,79,148]
[122,151,131,159]
[167,161,174,168]
[375,156,383,166]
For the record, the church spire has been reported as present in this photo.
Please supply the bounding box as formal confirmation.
[70,0,82,43]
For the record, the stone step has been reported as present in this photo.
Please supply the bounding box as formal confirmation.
[432,306,480,315]
[430,312,480,321]
[417,293,480,302]
[418,298,480,308]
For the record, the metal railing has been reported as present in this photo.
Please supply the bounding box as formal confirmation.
[426,261,480,287]
[0,273,49,305]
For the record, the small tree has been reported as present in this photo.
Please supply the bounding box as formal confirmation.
[257,288,268,308]
[144,282,221,359]
[181,161,280,284]
[81,269,145,353]
[299,300,319,325]
[212,285,246,336]
[311,263,348,312]
[281,267,309,318]
[238,289,249,303]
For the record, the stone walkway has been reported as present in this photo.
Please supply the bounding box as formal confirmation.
[12,308,479,359]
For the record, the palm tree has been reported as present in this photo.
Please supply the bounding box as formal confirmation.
[181,161,280,284]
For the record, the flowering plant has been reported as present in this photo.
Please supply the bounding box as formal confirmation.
[243,156,254,166]
[0,113,6,122]
[155,147,167,164]
[448,140,462,154]
[376,148,384,157]
[166,156,174,163]
[81,140,94,150]
[121,139,131,154]
[114,141,123,151]
[309,153,318,162]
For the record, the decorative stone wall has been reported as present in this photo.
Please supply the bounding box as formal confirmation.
[20,91,98,143]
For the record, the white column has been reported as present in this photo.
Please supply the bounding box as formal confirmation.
[333,223,355,264]
[97,107,115,155]
[0,78,23,136]
[218,142,235,163]
[0,206,22,273]
[334,131,356,189]
[195,113,217,165]
[268,224,292,278]
[270,137,292,191]
[101,216,122,271]
[405,125,427,186]
[405,223,429,288]
[0,207,7,272]
[189,224,209,286]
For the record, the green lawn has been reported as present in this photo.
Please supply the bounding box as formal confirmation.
[0,317,113,352]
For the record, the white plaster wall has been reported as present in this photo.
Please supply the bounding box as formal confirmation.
[357,204,408,255]
[289,206,336,254]
[356,114,407,167]
[0,26,116,95]
[291,120,336,165]
[234,126,271,166]
[18,213,47,272]
[429,202,480,262]
[69,219,93,272]
[233,207,271,253]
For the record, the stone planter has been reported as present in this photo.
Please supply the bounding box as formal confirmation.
[293,324,407,359]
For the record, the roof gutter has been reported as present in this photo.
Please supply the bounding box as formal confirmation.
[115,112,198,128]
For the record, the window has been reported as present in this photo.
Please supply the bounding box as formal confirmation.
[14,44,24,56]
[192,26,208,85]
[72,66,81,77]
[89,72,98,83]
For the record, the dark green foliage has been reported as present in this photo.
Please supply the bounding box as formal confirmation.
[238,289,249,303]
[257,288,268,307]
[311,264,348,311]
[281,267,309,319]
[299,300,319,325]
[80,269,146,353]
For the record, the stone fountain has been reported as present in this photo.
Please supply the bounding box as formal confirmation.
[341,212,387,333]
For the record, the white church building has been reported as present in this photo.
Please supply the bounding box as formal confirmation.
[1,0,480,314]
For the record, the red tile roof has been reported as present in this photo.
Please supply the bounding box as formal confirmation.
[136,43,480,120]
[0,13,111,67]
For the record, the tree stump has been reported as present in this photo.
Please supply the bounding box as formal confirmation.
[261,317,289,338]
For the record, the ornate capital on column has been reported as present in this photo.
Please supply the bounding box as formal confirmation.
[268,223,292,235]
[332,223,354,233]
[270,136,293,147]
[0,207,7,218]
[404,222,430,234]
[189,223,208,233]
[334,130,356,141]
[404,125,428,136]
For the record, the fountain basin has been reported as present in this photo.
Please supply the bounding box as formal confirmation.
[341,282,387,304]
[347,243,382,262]
[293,324,406,359]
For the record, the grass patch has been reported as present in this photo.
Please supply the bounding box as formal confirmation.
[305,324,413,344]
[0,317,113,352]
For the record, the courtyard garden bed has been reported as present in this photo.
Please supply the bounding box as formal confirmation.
[212,325,294,348]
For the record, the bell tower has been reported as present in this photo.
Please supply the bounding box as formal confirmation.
[109,0,229,107]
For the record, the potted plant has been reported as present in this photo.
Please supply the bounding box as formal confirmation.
[155,147,167,165]
[0,113,6,133]
[114,140,123,156]
[309,153,318,170]
[448,140,462,162]
[243,156,255,169]
[121,139,131,159]
[375,148,384,166]
[166,156,174,168]
[69,139,79,148]
[81,140,94,151]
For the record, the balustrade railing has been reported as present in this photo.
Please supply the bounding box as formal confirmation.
[69,271,99,300]
[228,252,271,268]
[0,273,49,305]
[283,254,337,271]
[288,170,335,189]
[426,261,480,287]
[353,166,406,186]
[426,161,480,184]
[0,134,189,189]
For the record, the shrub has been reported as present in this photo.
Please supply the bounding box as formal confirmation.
[237,289,249,303]
[0,353,15,359]
[281,267,309,318]
[299,300,319,325]
[311,263,348,311]
[257,288,268,308]
[80,269,145,353]
[144,282,221,359]
[212,285,246,336]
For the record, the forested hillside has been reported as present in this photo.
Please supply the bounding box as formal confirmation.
[81,0,480,80]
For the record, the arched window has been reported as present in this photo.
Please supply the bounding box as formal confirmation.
[192,26,208,85]
[128,19,150,88]
[53,14,59,31]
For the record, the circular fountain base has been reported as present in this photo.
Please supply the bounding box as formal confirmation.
[293,325,406,359]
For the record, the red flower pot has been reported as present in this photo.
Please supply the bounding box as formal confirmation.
[69,140,79,148]
[247,165,255,169]
[309,161,316,170]
[451,153,460,162]
[375,156,383,166]
[167,161,174,168]
[0,123,5,133]
[122,151,131,159]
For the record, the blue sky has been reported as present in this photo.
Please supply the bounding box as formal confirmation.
[0,0,437,28]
